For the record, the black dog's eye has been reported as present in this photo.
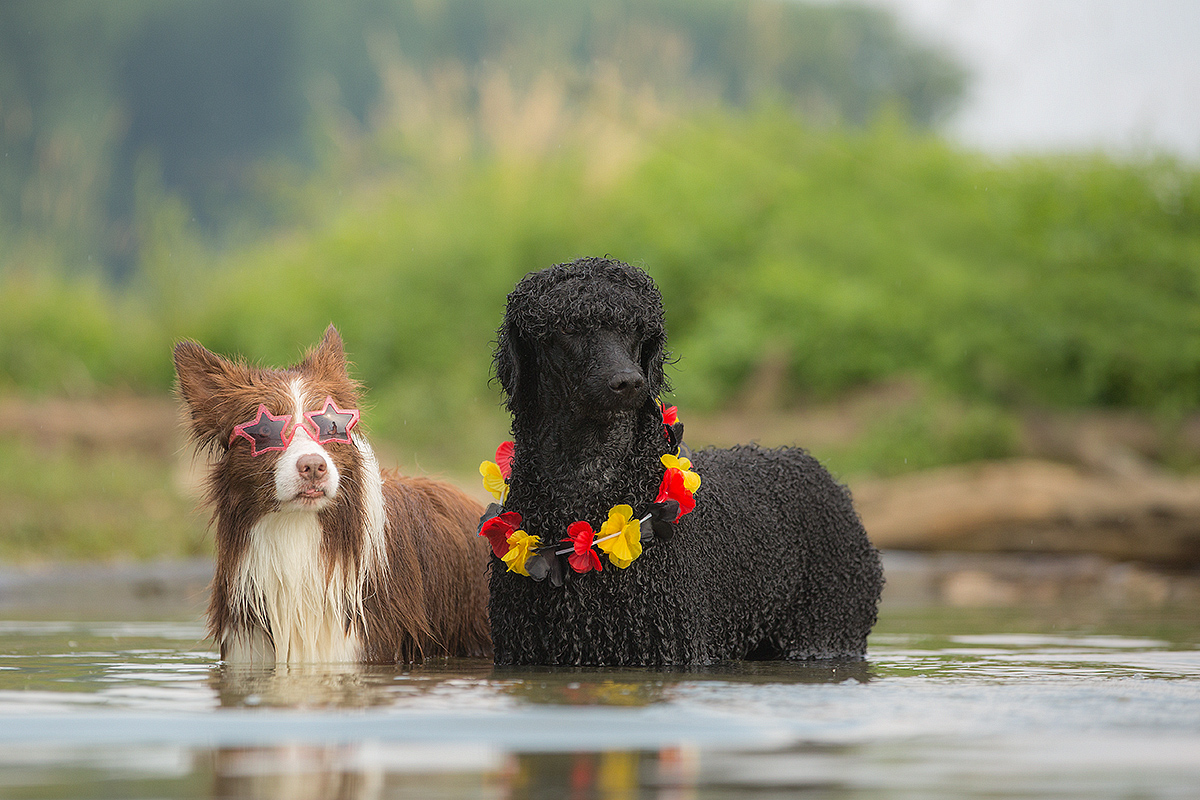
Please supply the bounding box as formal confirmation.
[559,325,578,337]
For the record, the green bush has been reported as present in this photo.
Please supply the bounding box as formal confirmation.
[3,107,1198,472]
[819,398,1021,479]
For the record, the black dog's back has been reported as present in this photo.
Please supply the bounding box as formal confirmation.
[685,444,882,660]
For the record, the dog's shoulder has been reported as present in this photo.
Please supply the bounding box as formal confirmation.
[690,442,855,506]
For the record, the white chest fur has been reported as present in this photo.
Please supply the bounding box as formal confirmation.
[223,511,363,665]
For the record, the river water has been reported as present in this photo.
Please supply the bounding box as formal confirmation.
[1,555,1198,799]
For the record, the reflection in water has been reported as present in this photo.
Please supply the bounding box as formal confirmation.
[207,657,873,711]
[2,614,1198,799]
[507,749,701,800]
[208,745,699,800]
[200,659,866,798]
[212,663,388,709]
[199,658,870,798]
[212,744,385,800]
[501,659,874,706]
[210,659,495,709]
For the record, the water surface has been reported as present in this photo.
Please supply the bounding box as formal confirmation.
[1,560,1198,799]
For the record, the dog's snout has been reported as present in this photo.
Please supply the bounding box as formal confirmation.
[608,370,645,398]
[296,453,327,480]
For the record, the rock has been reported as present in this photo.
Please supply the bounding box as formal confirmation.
[854,459,1200,566]
[880,551,1200,609]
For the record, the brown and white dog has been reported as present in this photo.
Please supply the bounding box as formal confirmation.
[174,326,492,665]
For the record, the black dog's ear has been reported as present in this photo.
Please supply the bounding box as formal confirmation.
[495,319,537,412]
[640,331,668,398]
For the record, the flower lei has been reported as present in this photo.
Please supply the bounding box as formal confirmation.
[477,402,699,584]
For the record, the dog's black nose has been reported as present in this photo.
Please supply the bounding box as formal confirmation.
[297,454,327,480]
[608,370,645,398]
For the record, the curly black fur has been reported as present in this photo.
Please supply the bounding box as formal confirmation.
[489,256,883,666]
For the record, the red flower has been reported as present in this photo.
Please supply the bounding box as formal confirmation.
[565,520,603,574]
[495,441,514,480]
[479,511,522,558]
[661,403,678,427]
[655,468,696,522]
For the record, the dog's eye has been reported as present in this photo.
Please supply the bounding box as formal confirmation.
[558,325,578,338]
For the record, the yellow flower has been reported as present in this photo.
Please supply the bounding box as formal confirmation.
[660,453,701,494]
[597,504,643,569]
[479,460,508,502]
[500,530,541,576]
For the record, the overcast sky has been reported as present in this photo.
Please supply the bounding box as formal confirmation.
[846,0,1200,160]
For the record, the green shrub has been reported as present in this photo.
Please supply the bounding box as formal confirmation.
[3,106,1198,473]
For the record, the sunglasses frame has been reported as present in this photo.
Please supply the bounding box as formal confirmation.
[230,396,360,456]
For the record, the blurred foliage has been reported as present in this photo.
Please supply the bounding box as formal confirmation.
[1,1,1199,562]
[0,437,210,561]
[819,395,1021,479]
[0,0,964,275]
[2,3,1200,563]
[2,96,1198,478]
[627,114,1200,415]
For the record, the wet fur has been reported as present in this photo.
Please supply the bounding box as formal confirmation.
[489,257,884,666]
[174,326,491,664]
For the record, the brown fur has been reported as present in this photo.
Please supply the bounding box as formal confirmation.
[362,474,494,662]
[174,326,492,663]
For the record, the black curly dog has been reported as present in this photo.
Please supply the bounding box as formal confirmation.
[486,256,883,666]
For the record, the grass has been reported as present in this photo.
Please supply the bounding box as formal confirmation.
[0,436,211,562]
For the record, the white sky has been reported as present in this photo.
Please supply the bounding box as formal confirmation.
[848,0,1200,160]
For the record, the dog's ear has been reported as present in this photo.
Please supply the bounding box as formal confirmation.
[299,324,348,379]
[174,341,238,414]
[495,318,536,412]
[174,341,253,448]
[640,330,668,398]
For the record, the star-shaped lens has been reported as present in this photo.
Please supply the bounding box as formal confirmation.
[231,404,293,456]
[304,397,359,444]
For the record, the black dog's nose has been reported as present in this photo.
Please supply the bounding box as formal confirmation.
[608,370,645,397]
